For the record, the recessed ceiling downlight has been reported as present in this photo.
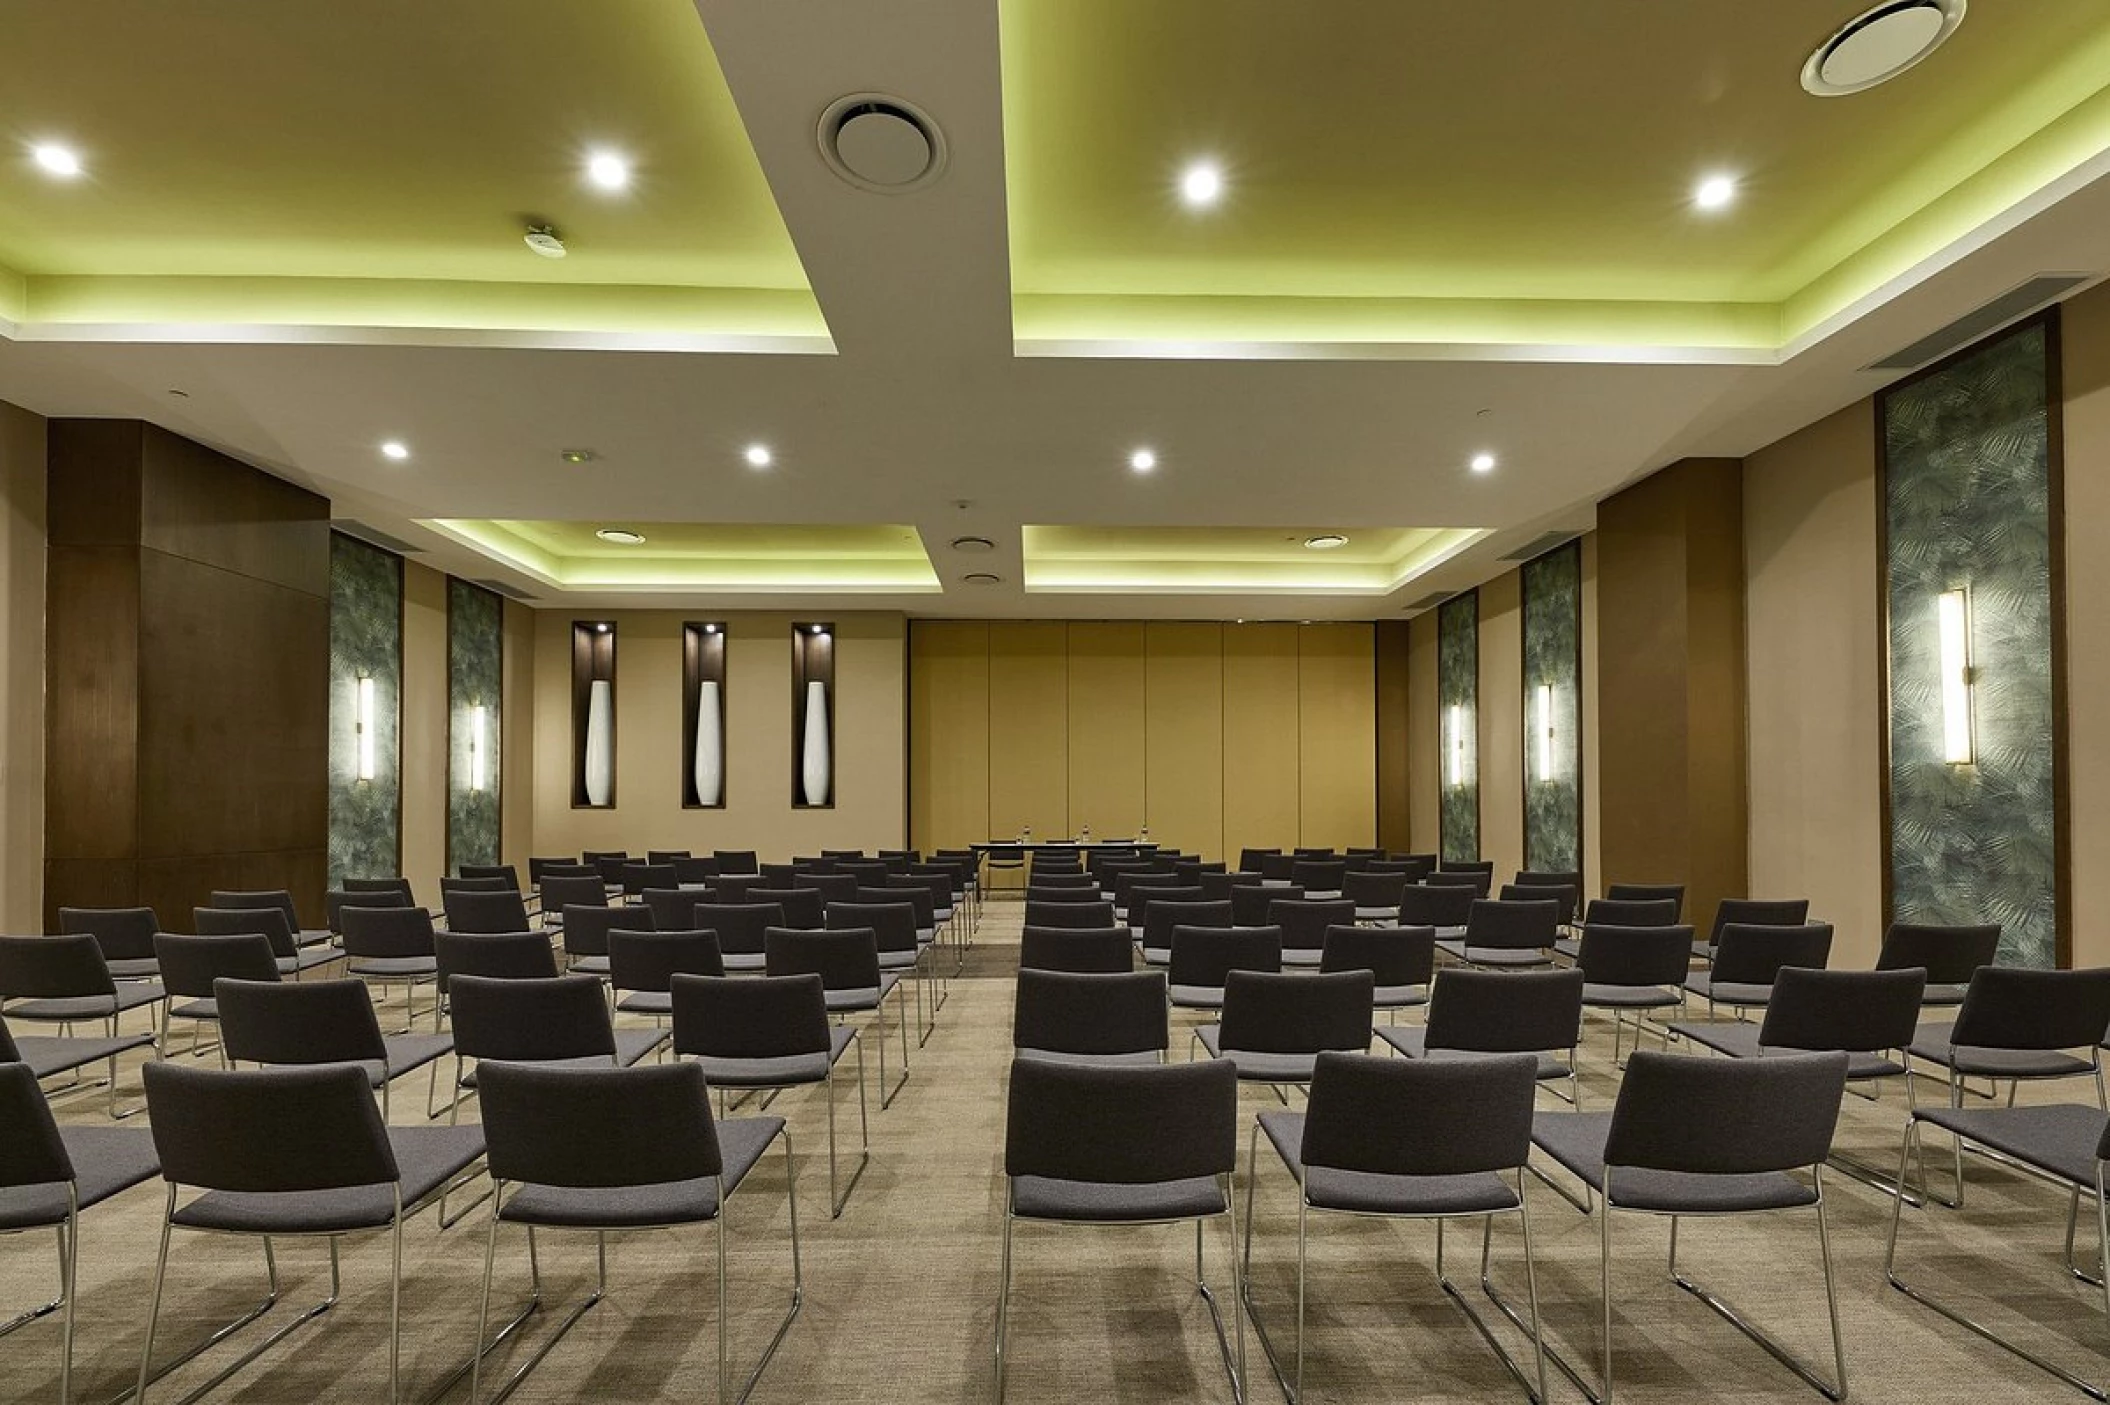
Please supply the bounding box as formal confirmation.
[819,95,946,193]
[951,536,996,554]
[596,528,646,545]
[1304,534,1349,551]
[1802,0,1965,96]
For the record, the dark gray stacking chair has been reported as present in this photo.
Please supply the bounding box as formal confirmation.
[1606,882,1685,919]
[641,887,705,932]
[1378,968,1585,1107]
[135,1061,486,1405]
[557,902,655,976]
[58,907,161,981]
[0,1004,152,1119]
[1342,870,1409,923]
[1289,859,1347,900]
[433,930,561,989]
[1231,882,1301,929]
[338,906,441,1030]
[1012,969,1168,1067]
[459,864,520,890]
[996,1058,1243,1403]
[1682,922,1834,1018]
[1425,868,1493,898]
[829,900,937,1042]
[692,901,783,974]
[1528,1050,1850,1402]
[1129,885,1207,942]
[1271,898,1358,969]
[0,1060,161,1405]
[1193,970,1374,1089]
[712,848,761,875]
[1168,925,1285,1013]
[607,930,724,1018]
[208,890,331,948]
[440,875,514,898]
[470,1061,799,1405]
[446,974,666,1120]
[194,906,337,978]
[765,928,910,1108]
[1398,882,1475,940]
[1140,898,1234,967]
[441,888,531,936]
[1242,1051,1546,1405]
[1877,921,2001,1007]
[534,874,607,929]
[214,977,455,1120]
[0,936,163,1116]
[150,933,278,1062]
[1575,924,1697,1063]
[1023,898,1117,930]
[1437,897,1562,969]
[753,887,825,931]
[1019,925,1134,974]
[327,887,414,938]
[346,876,417,902]
[1553,898,1681,960]
[671,972,869,1217]
[1320,924,1435,1019]
[1695,896,1811,963]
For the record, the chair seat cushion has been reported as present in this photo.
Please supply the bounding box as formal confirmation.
[498,1117,783,1228]
[722,953,766,973]
[1915,1104,2110,1187]
[7,984,165,1022]
[343,1033,454,1087]
[171,998,219,1021]
[1581,983,1681,1010]
[1011,1173,1226,1223]
[567,955,612,975]
[1436,941,1550,968]
[1907,1025,2096,1080]
[1259,1112,1518,1216]
[1552,939,1580,962]
[172,1125,486,1234]
[1671,1022,1903,1080]
[1354,906,1398,922]
[0,1126,162,1230]
[1682,977,1774,1006]
[616,991,673,1016]
[107,958,161,981]
[1376,1026,1569,1081]
[684,1027,856,1088]
[1530,1112,1819,1213]
[1167,984,1225,1010]
[1192,1026,1333,1083]
[277,948,341,976]
[295,929,335,949]
[350,957,437,978]
[1371,985,1428,1010]
[1140,947,1170,967]
[823,974,902,1013]
[1012,1047,1164,1068]
[1280,950,1324,968]
[462,1030,664,1087]
[13,1032,153,1079]
[878,950,919,971]
[1921,984,1970,1007]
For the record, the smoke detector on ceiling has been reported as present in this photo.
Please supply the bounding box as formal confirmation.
[818,95,947,193]
[1801,0,1965,96]
[524,224,567,258]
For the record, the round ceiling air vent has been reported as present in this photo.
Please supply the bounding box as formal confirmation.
[818,95,947,193]
[951,535,996,554]
[1801,0,1965,96]
[961,572,1002,586]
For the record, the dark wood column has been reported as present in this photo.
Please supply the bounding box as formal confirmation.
[44,421,329,929]
[1596,457,1748,932]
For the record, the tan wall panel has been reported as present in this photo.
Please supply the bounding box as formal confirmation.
[1144,623,1225,859]
[499,596,536,877]
[0,401,44,930]
[1407,613,1440,856]
[1579,533,1603,898]
[400,562,447,899]
[2071,285,2110,965]
[1478,571,1524,879]
[987,622,1070,840]
[1298,623,1377,849]
[1066,622,1147,840]
[909,622,990,853]
[1374,621,1411,851]
[1222,624,1302,859]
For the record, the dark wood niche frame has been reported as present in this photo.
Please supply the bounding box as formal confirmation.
[571,621,618,809]
[791,622,836,809]
[682,622,729,809]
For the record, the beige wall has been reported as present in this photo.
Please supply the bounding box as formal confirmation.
[1405,612,1439,855]
[1477,571,1524,881]
[500,596,537,878]
[909,620,1376,861]
[532,609,906,861]
[2062,285,2110,966]
[400,562,448,897]
[0,401,45,930]
[1578,533,1602,900]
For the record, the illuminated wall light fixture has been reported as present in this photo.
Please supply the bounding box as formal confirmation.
[356,676,377,782]
[1536,683,1555,780]
[1447,703,1467,788]
[1937,587,1975,765]
[469,704,488,792]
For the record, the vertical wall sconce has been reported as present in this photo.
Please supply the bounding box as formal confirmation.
[1447,703,1466,789]
[1536,683,1555,779]
[469,704,487,792]
[1938,586,1975,765]
[355,676,376,781]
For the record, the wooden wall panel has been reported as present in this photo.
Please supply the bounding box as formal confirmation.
[986,622,1070,840]
[1299,623,1377,850]
[909,622,991,853]
[1066,622,1147,840]
[1223,624,1302,860]
[1143,623,1224,858]
[139,424,330,599]
[43,548,139,861]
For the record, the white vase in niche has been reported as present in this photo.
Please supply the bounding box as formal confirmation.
[801,679,832,806]
[582,679,614,806]
[693,680,724,807]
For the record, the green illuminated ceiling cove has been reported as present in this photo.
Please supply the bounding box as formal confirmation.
[999,0,2110,352]
[432,521,942,592]
[1023,525,1486,594]
[0,1,824,342]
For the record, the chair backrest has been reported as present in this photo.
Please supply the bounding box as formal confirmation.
[708,874,769,904]
[528,856,581,883]
[1372,854,1438,882]
[1269,898,1358,953]
[713,849,760,875]
[1606,882,1685,919]
[1709,923,1834,986]
[459,864,521,890]
[339,905,437,959]
[215,977,386,1065]
[1575,924,1696,988]
[820,848,865,860]
[642,888,704,932]
[764,927,882,991]
[1013,970,1167,1057]
[1024,899,1118,931]
[1230,882,1301,928]
[1341,870,1409,910]
[671,973,830,1058]
[1237,847,1281,873]
[1167,925,1284,989]
[1423,869,1493,897]
[1515,869,1581,897]
[58,906,160,963]
[1710,897,1811,943]
[208,890,301,930]
[346,877,418,904]
[1005,1057,1236,1184]
[622,863,679,897]
[1424,967,1584,1054]
[194,904,297,957]
[559,903,655,958]
[1301,1050,1538,1177]
[1757,967,1927,1054]
[440,875,513,896]
[1143,898,1234,953]
[648,850,692,865]
[591,855,631,885]
[1948,966,2110,1052]
[1218,970,1374,1055]
[748,887,824,931]
[1019,926,1135,974]
[1319,925,1436,988]
[435,931,561,987]
[326,888,410,935]
[1464,898,1561,951]
[143,1061,398,1192]
[1877,922,2002,985]
[792,872,861,906]
[608,930,725,993]
[1603,1050,1848,1178]
[690,902,784,957]
[1026,872,1098,891]
[0,1061,77,1189]
[539,874,611,915]
[1290,859,1348,893]
[152,933,279,999]
[890,873,952,916]
[1501,882,1579,922]
[443,888,531,935]
[1255,853,1296,881]
[479,1061,722,1188]
[1582,897,1680,928]
[672,856,721,886]
[1397,882,1477,930]
[450,974,617,1062]
[827,900,920,956]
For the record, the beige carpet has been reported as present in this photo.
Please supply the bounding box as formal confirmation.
[7,903,2101,1404]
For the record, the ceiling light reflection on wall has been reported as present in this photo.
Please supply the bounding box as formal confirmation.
[380,440,410,461]
[1470,452,1497,474]
[1938,586,1975,764]
[745,443,773,468]
[1179,161,1223,208]
[1129,448,1157,473]
[1693,174,1737,211]
[31,143,82,178]
[585,150,632,191]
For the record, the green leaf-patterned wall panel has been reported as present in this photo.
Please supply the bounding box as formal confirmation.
[1437,592,1479,863]
[447,579,503,874]
[1881,318,2060,969]
[327,533,401,885]
[1521,540,1582,874]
